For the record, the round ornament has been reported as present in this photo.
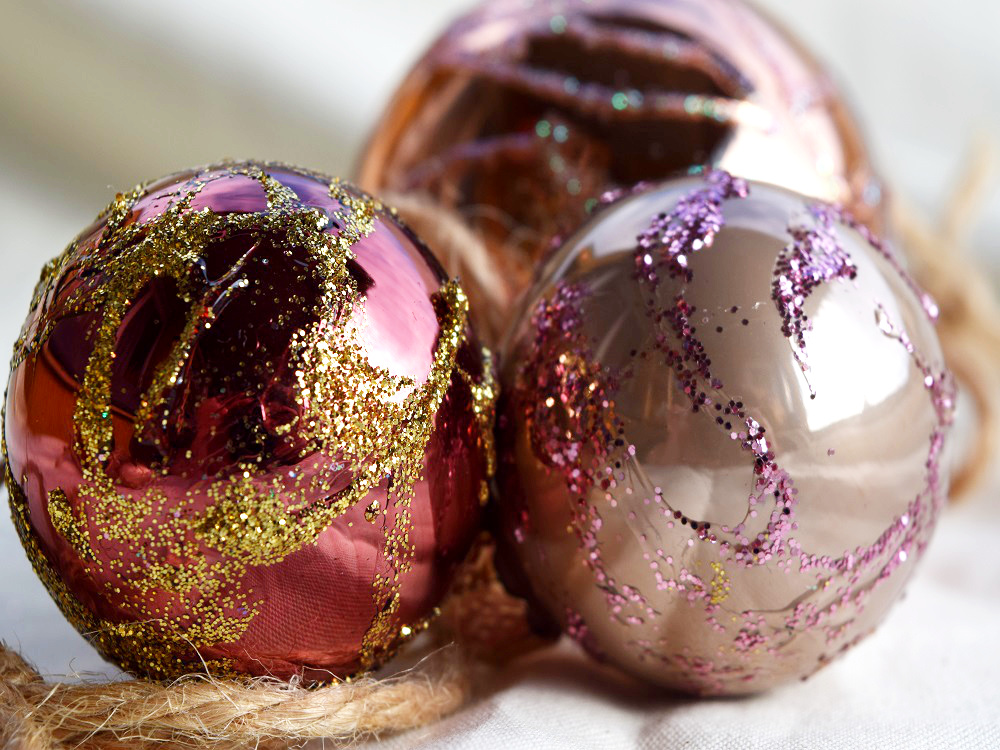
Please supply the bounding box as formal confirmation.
[3,162,496,681]
[494,171,952,695]
[359,0,884,330]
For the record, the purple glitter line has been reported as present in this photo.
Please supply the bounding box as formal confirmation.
[772,203,858,398]
[831,206,940,323]
[627,171,953,668]
[785,304,954,642]
[635,170,748,284]
[634,171,801,569]
[519,280,655,626]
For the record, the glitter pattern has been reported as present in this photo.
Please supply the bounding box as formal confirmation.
[636,170,748,283]
[772,204,858,396]
[3,162,495,681]
[360,0,885,326]
[495,171,952,695]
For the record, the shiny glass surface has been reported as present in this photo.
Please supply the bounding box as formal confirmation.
[4,163,492,680]
[495,175,950,694]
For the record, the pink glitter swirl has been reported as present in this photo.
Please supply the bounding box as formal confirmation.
[635,169,749,283]
[772,204,858,397]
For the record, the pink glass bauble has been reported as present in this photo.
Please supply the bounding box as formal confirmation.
[494,171,952,695]
[4,162,496,681]
[359,0,883,342]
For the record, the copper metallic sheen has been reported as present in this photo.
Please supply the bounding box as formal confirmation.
[358,0,884,338]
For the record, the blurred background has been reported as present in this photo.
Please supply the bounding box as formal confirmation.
[1,0,999,677]
[3,0,1000,253]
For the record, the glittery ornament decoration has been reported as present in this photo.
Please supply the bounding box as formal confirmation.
[358,0,884,340]
[3,162,496,682]
[494,171,952,695]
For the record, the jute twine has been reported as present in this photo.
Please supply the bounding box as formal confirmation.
[0,646,469,750]
[3,155,999,748]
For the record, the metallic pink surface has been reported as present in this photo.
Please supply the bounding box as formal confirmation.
[4,163,491,680]
[495,172,952,695]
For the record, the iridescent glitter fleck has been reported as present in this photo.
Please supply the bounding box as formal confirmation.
[496,171,952,695]
[3,162,495,681]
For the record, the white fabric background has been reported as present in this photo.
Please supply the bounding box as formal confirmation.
[1,1,999,747]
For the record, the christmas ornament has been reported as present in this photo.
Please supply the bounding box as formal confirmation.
[3,161,496,682]
[494,171,953,695]
[359,0,883,331]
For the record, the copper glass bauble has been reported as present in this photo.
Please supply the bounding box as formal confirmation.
[3,162,496,681]
[494,171,951,695]
[359,0,884,338]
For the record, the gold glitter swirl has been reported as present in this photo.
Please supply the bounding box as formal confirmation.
[46,488,94,561]
[458,347,498,505]
[359,280,470,668]
[3,162,494,680]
